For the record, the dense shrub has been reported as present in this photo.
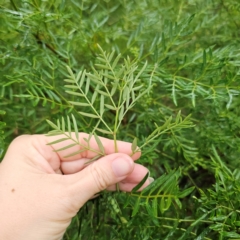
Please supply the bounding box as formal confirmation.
[1,0,240,239]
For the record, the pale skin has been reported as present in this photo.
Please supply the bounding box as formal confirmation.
[0,134,152,240]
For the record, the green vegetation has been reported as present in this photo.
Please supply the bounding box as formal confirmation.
[1,0,240,239]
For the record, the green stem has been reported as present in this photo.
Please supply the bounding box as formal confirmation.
[113,88,124,152]
[113,132,118,153]
[10,0,18,11]
[114,88,125,191]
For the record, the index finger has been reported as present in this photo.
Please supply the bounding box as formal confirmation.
[46,133,141,161]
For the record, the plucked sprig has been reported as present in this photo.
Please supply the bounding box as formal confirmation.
[47,48,194,159]
[63,46,150,152]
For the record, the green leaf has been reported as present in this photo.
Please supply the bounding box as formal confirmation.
[221,231,240,238]
[54,143,78,152]
[79,70,86,88]
[104,104,116,110]
[158,172,178,194]
[132,172,149,193]
[178,186,195,198]
[71,114,79,141]
[178,225,195,240]
[134,61,147,82]
[172,80,177,106]
[123,194,130,208]
[132,85,143,92]
[61,117,65,132]
[202,49,206,67]
[122,86,129,100]
[46,120,59,130]
[67,115,71,136]
[83,133,92,147]
[85,77,90,95]
[47,138,69,145]
[65,91,84,97]
[175,198,182,209]
[195,228,211,240]
[165,196,172,211]
[96,127,113,135]
[118,106,124,122]
[76,70,82,82]
[47,90,61,103]
[152,198,158,217]
[160,197,165,214]
[85,154,102,164]
[131,137,138,152]
[66,66,75,79]
[64,149,86,158]
[142,173,167,194]
[79,112,99,118]
[126,91,130,108]
[64,85,79,89]
[108,50,115,63]
[87,73,105,86]
[100,95,104,116]
[191,213,208,226]
[145,202,154,217]
[97,44,105,54]
[132,197,141,217]
[94,133,105,155]
[57,119,60,128]
[64,79,74,83]
[91,87,99,104]
[95,89,109,97]
[45,130,63,136]
[95,64,111,70]
[112,53,121,69]
[210,215,226,221]
[234,221,240,227]
[119,217,128,224]
[69,101,90,107]
[131,90,135,101]
[101,72,116,81]
[111,80,119,96]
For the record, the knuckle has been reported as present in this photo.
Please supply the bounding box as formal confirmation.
[90,162,110,191]
[12,134,29,143]
[9,135,31,150]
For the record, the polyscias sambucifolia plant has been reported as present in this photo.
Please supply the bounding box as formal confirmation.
[1,0,240,239]
[46,45,194,226]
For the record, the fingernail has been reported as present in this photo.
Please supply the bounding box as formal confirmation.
[148,177,154,183]
[112,157,133,177]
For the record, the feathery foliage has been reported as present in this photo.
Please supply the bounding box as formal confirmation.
[1,0,240,239]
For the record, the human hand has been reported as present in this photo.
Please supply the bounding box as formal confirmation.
[0,134,152,240]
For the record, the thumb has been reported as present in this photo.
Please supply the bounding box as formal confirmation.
[66,153,134,206]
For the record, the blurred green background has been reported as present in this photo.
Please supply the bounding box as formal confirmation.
[1,0,240,239]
